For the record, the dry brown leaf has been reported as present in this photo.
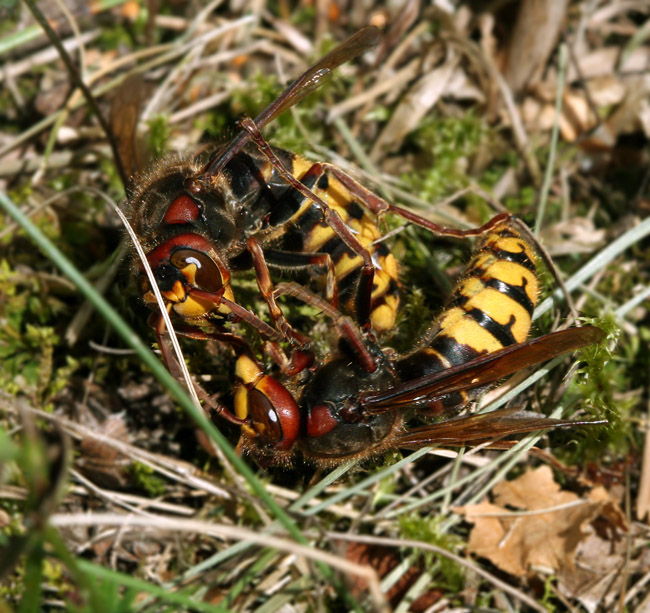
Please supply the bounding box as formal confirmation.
[370,56,459,161]
[78,414,132,488]
[557,521,648,613]
[522,88,599,142]
[454,466,619,577]
[541,218,607,256]
[343,542,443,611]
[566,47,650,82]
[502,0,569,93]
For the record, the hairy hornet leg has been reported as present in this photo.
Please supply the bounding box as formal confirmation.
[150,312,248,426]
[153,312,306,455]
[262,248,340,310]
[318,163,513,239]
[245,236,310,348]
[151,301,313,377]
[263,341,315,377]
[238,116,376,331]
[274,281,378,373]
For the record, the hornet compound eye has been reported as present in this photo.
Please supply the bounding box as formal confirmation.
[170,248,223,293]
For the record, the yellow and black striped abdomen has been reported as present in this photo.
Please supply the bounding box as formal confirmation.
[281,152,400,333]
[435,222,539,360]
[397,220,539,396]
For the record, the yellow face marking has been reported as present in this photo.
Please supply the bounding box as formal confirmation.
[179,263,198,285]
[234,385,250,420]
[172,295,213,318]
[235,353,263,385]
[162,280,186,303]
[221,284,235,307]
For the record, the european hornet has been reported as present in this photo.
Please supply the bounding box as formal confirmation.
[122,26,516,374]
[230,219,606,466]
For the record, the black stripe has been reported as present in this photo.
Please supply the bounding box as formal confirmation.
[387,278,399,295]
[492,226,518,240]
[431,334,482,367]
[446,294,468,310]
[467,308,517,347]
[227,152,265,199]
[347,200,365,220]
[269,167,320,226]
[485,277,535,315]
[292,206,323,235]
[485,244,536,273]
[441,391,468,412]
[320,235,347,257]
[317,173,329,190]
[396,349,446,380]
[375,242,390,257]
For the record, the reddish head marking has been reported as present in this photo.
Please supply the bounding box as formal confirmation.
[306,404,340,438]
[163,195,200,224]
[145,233,214,268]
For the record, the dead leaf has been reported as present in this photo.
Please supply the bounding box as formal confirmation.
[557,521,649,613]
[541,217,607,256]
[78,414,131,488]
[454,466,620,577]
[370,54,460,161]
[502,0,569,93]
[344,542,443,611]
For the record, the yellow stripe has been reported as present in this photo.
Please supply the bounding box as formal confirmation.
[442,317,504,353]
[485,261,539,302]
[464,287,532,343]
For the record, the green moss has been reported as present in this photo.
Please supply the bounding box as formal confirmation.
[401,112,487,202]
[504,185,537,214]
[398,514,464,592]
[146,114,171,160]
[561,315,631,460]
[128,462,167,497]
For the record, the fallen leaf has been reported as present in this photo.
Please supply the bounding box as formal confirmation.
[343,542,443,611]
[502,0,569,93]
[557,521,649,613]
[541,217,607,256]
[78,414,131,488]
[454,466,618,577]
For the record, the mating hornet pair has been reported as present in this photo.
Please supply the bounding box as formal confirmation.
[121,26,604,465]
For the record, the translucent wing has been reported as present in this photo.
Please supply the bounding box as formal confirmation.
[362,326,604,412]
[397,407,606,447]
[204,26,379,176]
